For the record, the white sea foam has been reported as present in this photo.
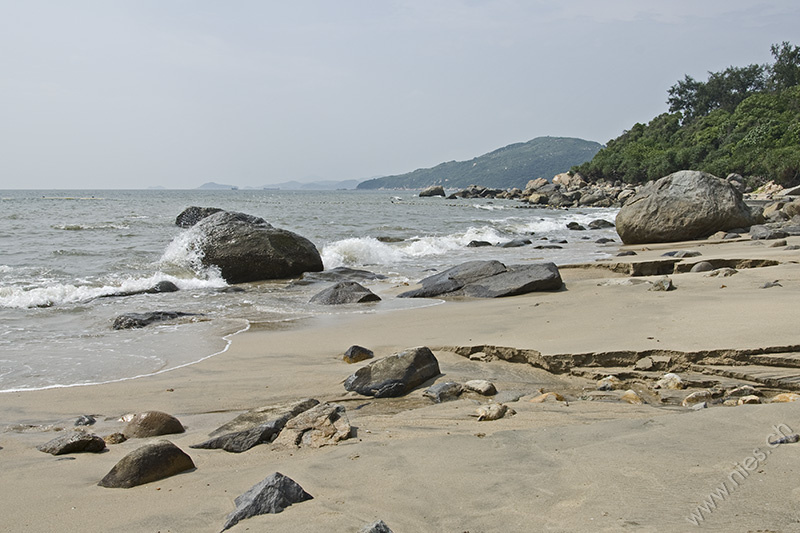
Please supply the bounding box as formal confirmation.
[0,273,226,309]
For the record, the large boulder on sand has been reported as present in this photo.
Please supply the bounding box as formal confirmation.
[185,211,323,283]
[98,440,195,488]
[398,260,562,298]
[615,171,763,244]
[344,346,441,398]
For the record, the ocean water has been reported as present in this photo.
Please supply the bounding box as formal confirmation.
[0,189,620,392]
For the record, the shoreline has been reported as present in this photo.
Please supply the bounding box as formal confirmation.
[2,235,800,531]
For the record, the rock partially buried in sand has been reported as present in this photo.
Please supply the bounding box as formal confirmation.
[123,411,185,438]
[737,395,761,405]
[360,520,394,533]
[529,392,567,403]
[37,431,106,455]
[343,346,441,398]
[597,375,622,391]
[649,276,675,292]
[221,472,313,531]
[343,345,374,364]
[272,402,351,448]
[769,393,800,403]
[98,440,194,488]
[655,373,684,390]
[621,390,644,405]
[423,382,463,403]
[191,399,320,453]
[463,379,497,396]
[474,403,515,421]
[682,390,713,407]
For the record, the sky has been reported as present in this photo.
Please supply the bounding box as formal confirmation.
[1,1,798,189]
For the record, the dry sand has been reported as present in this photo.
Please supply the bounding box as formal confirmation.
[2,236,800,532]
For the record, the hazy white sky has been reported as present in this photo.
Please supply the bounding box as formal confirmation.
[1,0,797,189]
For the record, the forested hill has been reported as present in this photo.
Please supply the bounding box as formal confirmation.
[573,42,800,186]
[356,136,602,190]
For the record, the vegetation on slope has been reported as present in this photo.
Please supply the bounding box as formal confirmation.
[356,136,602,190]
[573,42,800,186]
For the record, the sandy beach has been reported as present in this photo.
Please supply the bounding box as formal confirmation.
[3,235,800,532]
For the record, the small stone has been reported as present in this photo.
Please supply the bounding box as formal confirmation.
[423,382,463,403]
[567,222,586,231]
[104,432,127,445]
[737,395,761,405]
[616,250,637,256]
[343,345,374,364]
[360,520,394,533]
[690,261,714,273]
[769,434,800,445]
[726,385,759,398]
[682,390,712,407]
[705,267,737,277]
[655,373,684,390]
[37,431,106,455]
[769,239,788,247]
[462,380,497,396]
[74,415,96,426]
[769,393,800,403]
[723,399,739,406]
[597,375,622,391]
[761,280,782,289]
[649,276,675,291]
[691,402,708,410]
[221,472,313,531]
[474,404,514,421]
[529,392,567,403]
[621,389,644,405]
[634,356,654,371]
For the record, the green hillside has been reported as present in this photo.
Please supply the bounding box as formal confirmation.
[573,42,800,186]
[356,136,602,190]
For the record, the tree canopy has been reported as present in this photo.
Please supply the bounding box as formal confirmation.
[574,42,800,186]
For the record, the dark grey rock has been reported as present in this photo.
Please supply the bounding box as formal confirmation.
[98,440,194,488]
[190,399,319,453]
[298,267,387,284]
[750,225,789,240]
[398,260,507,298]
[222,472,313,531]
[661,250,701,258]
[112,311,199,330]
[419,185,446,197]
[344,345,374,364]
[360,520,394,533]
[423,382,463,403]
[567,222,586,230]
[595,237,615,244]
[534,245,563,249]
[37,431,106,455]
[467,240,493,247]
[588,219,615,229]
[615,171,763,244]
[74,415,96,426]
[499,238,532,248]
[344,347,440,398]
[461,263,563,298]
[123,411,185,438]
[616,250,637,256]
[175,206,223,227]
[185,210,323,284]
[99,280,180,299]
[309,281,381,305]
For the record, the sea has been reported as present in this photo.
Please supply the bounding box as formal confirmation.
[0,189,620,393]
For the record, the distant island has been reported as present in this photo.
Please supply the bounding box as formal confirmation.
[357,136,602,190]
[197,182,239,190]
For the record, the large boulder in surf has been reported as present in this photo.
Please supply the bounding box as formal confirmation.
[175,206,223,227]
[615,171,763,244]
[186,211,323,283]
[343,346,441,398]
[419,185,446,197]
